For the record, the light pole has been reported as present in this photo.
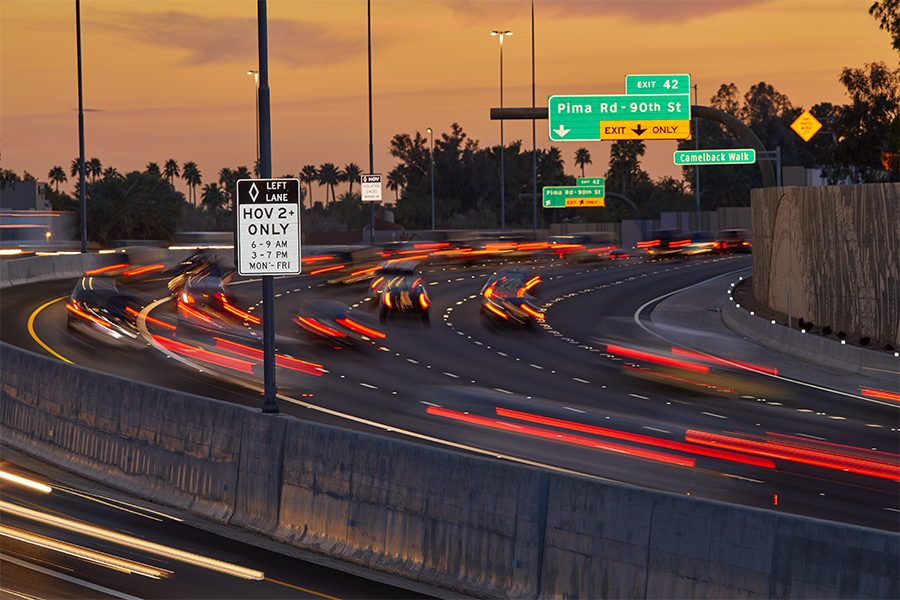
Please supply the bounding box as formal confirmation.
[248,70,259,177]
[491,30,511,232]
[427,127,434,230]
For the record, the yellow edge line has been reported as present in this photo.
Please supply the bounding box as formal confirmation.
[264,577,343,599]
[28,296,73,364]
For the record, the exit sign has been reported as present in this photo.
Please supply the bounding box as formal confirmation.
[549,94,690,141]
[625,74,691,95]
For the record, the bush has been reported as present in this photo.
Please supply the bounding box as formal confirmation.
[798,317,806,329]
[822,325,832,335]
[859,336,870,346]
[837,331,847,339]
[886,344,895,352]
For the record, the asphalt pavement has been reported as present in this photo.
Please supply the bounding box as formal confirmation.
[646,264,899,399]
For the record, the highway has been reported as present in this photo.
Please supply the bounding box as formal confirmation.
[3,253,898,540]
[0,450,436,599]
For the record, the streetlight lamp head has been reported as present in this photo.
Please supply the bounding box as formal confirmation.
[426,128,432,133]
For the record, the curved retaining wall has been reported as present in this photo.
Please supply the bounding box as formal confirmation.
[2,342,897,599]
[751,183,900,346]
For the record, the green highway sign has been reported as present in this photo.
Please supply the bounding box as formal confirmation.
[543,185,605,208]
[626,74,690,96]
[577,177,605,187]
[549,94,691,141]
[673,149,756,165]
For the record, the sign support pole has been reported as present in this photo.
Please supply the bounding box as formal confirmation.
[256,0,278,413]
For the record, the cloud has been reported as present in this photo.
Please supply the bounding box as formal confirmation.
[89,11,362,68]
[445,0,761,24]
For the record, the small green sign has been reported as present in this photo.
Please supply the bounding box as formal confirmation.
[543,185,605,208]
[549,94,690,141]
[625,74,690,96]
[673,149,756,165]
[577,177,605,187]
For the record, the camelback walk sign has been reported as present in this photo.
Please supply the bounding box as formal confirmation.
[235,178,302,276]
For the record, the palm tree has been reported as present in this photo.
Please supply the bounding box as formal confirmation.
[299,165,318,208]
[70,158,82,179]
[606,140,646,194]
[574,148,592,177]
[201,183,227,213]
[317,162,340,205]
[87,158,102,182]
[181,161,202,205]
[48,166,67,192]
[163,159,180,187]
[340,162,363,195]
[387,166,405,201]
[145,162,161,177]
[102,166,120,180]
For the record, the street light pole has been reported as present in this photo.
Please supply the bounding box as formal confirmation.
[491,30,511,232]
[248,70,259,177]
[427,128,434,230]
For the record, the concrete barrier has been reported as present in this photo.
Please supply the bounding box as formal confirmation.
[2,342,897,598]
[722,290,900,385]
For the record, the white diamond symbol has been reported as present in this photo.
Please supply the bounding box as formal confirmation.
[249,183,259,202]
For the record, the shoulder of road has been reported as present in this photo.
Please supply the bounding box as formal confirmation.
[649,266,899,391]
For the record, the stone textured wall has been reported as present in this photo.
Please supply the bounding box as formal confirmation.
[2,343,898,598]
[751,183,900,345]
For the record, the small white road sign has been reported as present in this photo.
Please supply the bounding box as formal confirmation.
[235,178,302,276]
[361,174,382,202]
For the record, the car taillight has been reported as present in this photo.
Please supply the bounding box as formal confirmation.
[419,293,429,309]
[384,292,392,308]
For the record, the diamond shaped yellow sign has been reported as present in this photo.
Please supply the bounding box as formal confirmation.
[791,110,822,142]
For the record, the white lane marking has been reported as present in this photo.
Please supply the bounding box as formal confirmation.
[702,412,727,419]
[643,426,670,434]
[475,341,484,345]
[573,378,590,384]
[797,409,813,412]
[1,554,144,600]
[629,393,649,400]
[497,352,508,357]
[865,424,883,428]
[794,433,826,441]
[530,364,543,369]
[407,358,419,364]
[420,401,441,407]
[444,372,459,378]
[428,281,438,285]
[359,383,377,389]
[494,388,513,394]
[563,407,585,413]
[828,416,847,420]
[884,507,900,513]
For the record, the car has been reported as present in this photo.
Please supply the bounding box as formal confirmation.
[480,268,544,328]
[678,231,717,257]
[609,249,630,259]
[547,233,618,262]
[379,274,431,322]
[66,276,150,348]
[368,260,422,303]
[293,299,385,348]
[715,229,752,253]
[176,269,258,332]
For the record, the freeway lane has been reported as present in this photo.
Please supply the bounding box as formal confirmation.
[0,450,436,599]
[4,255,898,532]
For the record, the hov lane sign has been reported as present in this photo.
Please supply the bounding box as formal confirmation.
[235,178,302,276]
[361,174,382,202]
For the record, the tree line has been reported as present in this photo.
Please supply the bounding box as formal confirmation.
[2,57,895,244]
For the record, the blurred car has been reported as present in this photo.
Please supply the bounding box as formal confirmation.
[715,229,752,253]
[678,231,717,257]
[167,252,234,296]
[176,269,258,332]
[368,260,422,302]
[638,229,681,259]
[66,276,149,348]
[480,268,544,328]
[546,233,618,262]
[379,274,431,321]
[608,249,630,259]
[293,299,385,348]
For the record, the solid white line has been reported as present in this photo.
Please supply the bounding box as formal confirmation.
[359,383,377,389]
[702,412,727,419]
[642,426,670,434]
[573,378,590,384]
[494,388,513,394]
[562,407,585,413]
[629,393,649,400]
[1,553,145,600]
[794,432,826,440]
[443,372,459,378]
[883,507,900,513]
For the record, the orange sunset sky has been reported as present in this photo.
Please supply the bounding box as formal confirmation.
[1,0,895,200]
